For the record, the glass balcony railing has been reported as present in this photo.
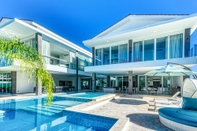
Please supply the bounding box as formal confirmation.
[42,56,86,71]
[0,57,12,67]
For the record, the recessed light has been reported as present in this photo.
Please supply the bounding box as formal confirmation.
[154,31,157,32]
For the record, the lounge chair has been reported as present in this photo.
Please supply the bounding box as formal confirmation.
[151,91,180,102]
[155,98,182,111]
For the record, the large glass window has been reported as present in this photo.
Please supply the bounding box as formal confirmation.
[156,37,168,60]
[95,49,102,65]
[119,44,128,63]
[103,47,110,65]
[144,39,154,61]
[133,41,142,62]
[111,46,118,64]
[169,34,183,58]
[0,73,11,93]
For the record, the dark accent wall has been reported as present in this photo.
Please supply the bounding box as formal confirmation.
[92,47,95,66]
[11,71,17,94]
[129,40,132,62]
[184,28,191,57]
[75,51,78,91]
[92,73,96,92]
[36,33,42,54]
[107,76,111,87]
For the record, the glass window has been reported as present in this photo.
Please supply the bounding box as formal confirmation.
[111,46,118,64]
[133,41,142,62]
[119,44,128,63]
[95,49,102,65]
[169,34,183,58]
[156,37,168,60]
[103,47,110,65]
[144,39,154,61]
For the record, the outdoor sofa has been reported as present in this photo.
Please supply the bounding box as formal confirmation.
[158,78,197,130]
[158,97,197,131]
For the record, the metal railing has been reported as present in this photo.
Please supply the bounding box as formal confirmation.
[42,56,85,71]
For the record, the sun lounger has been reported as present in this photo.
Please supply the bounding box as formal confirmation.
[151,91,180,102]
[155,98,182,111]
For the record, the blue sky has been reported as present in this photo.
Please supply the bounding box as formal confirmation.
[1,0,197,51]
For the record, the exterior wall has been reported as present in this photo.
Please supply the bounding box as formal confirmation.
[172,76,183,88]
[16,71,35,93]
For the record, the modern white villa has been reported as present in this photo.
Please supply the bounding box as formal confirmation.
[83,13,197,94]
[0,17,93,94]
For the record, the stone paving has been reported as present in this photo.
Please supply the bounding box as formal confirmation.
[86,96,172,131]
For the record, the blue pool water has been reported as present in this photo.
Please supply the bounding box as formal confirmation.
[60,92,106,98]
[0,96,117,131]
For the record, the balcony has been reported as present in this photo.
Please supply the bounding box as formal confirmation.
[42,56,89,71]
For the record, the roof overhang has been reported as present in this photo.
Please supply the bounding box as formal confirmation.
[0,18,92,57]
[83,13,197,47]
[84,57,197,76]
[0,19,36,39]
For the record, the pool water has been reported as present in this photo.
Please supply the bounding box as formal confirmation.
[0,96,117,131]
[60,92,106,98]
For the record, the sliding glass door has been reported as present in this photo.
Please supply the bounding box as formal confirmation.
[144,39,154,61]
[133,41,142,62]
[169,34,183,58]
[156,37,168,60]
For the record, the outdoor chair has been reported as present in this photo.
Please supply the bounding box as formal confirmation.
[155,97,182,111]
[152,91,180,102]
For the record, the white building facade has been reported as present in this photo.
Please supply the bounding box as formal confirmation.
[83,14,197,94]
[0,17,93,94]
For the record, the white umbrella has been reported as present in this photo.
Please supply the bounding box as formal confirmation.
[145,65,197,77]
[145,65,197,94]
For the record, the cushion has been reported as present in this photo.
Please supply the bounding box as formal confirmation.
[158,108,197,127]
[182,97,197,110]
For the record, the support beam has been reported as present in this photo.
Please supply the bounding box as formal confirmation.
[36,79,42,96]
[75,51,78,92]
[36,33,43,96]
[128,71,133,94]
[92,73,96,92]
[107,76,111,87]
[92,47,95,66]
[11,71,17,94]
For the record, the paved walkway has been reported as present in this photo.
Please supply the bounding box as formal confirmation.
[86,96,172,131]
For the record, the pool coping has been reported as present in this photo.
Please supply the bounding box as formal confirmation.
[65,94,128,131]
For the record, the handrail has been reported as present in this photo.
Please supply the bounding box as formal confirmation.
[167,62,197,79]
[42,55,68,63]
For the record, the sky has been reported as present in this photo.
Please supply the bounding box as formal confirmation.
[1,0,197,52]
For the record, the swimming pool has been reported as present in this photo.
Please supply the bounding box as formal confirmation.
[0,96,117,131]
[59,92,106,99]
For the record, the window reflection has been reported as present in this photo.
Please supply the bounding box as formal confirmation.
[111,46,118,64]
[103,47,110,65]
[156,37,168,60]
[144,39,154,61]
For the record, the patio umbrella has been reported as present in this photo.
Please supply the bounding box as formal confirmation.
[144,64,197,94]
[145,65,197,77]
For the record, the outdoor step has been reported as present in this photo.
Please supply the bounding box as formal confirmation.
[148,106,155,111]
[27,106,62,114]
[24,107,55,116]
[36,105,64,111]
[149,102,155,106]
[52,104,71,108]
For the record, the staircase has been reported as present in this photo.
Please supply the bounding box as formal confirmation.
[23,103,71,116]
